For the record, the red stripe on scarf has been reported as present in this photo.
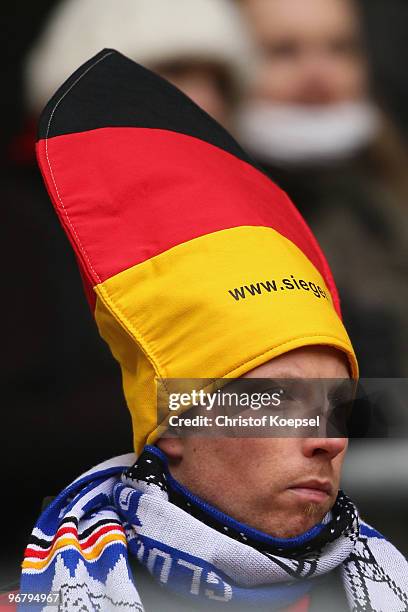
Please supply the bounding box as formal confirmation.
[24,523,124,559]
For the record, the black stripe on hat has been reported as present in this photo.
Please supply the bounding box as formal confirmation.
[38,48,254,167]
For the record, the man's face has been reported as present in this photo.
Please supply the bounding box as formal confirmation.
[157,346,350,538]
[241,0,368,105]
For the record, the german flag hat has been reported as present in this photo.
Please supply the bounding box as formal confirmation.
[37,50,358,455]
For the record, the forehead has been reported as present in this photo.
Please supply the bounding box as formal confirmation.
[243,346,351,379]
[243,0,359,42]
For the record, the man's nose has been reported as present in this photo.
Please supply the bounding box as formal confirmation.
[301,437,347,460]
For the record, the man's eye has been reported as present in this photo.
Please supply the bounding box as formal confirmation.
[267,387,294,402]
[328,385,355,411]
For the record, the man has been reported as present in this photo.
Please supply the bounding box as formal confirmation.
[20,50,407,611]
[237,0,408,378]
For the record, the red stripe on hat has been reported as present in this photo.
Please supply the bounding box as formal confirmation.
[37,127,340,314]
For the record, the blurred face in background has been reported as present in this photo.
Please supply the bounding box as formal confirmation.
[242,0,368,106]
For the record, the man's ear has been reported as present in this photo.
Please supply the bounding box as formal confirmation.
[156,437,185,461]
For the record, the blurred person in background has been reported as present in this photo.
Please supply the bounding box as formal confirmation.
[2,0,251,588]
[237,0,408,377]
[24,0,252,128]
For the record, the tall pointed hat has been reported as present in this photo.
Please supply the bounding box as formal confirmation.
[37,49,358,455]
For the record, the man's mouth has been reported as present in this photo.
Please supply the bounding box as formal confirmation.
[287,479,333,503]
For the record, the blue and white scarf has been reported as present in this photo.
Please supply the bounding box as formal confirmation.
[20,445,408,611]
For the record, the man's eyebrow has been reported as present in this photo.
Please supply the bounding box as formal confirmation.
[245,376,354,398]
[256,370,303,379]
[257,373,352,381]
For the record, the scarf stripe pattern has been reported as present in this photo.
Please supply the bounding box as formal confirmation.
[20,447,408,611]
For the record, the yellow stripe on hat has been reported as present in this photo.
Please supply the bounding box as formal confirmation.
[94,226,358,455]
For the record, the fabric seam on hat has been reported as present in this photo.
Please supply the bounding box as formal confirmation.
[218,333,357,379]
[43,50,166,390]
[95,284,167,383]
[44,50,115,285]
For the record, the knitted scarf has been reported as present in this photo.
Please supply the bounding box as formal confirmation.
[20,446,408,611]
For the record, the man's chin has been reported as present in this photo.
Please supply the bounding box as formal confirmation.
[264,507,326,539]
[259,495,333,539]
[286,496,334,537]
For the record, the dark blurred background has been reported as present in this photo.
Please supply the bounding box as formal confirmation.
[1,0,408,143]
[1,0,407,587]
